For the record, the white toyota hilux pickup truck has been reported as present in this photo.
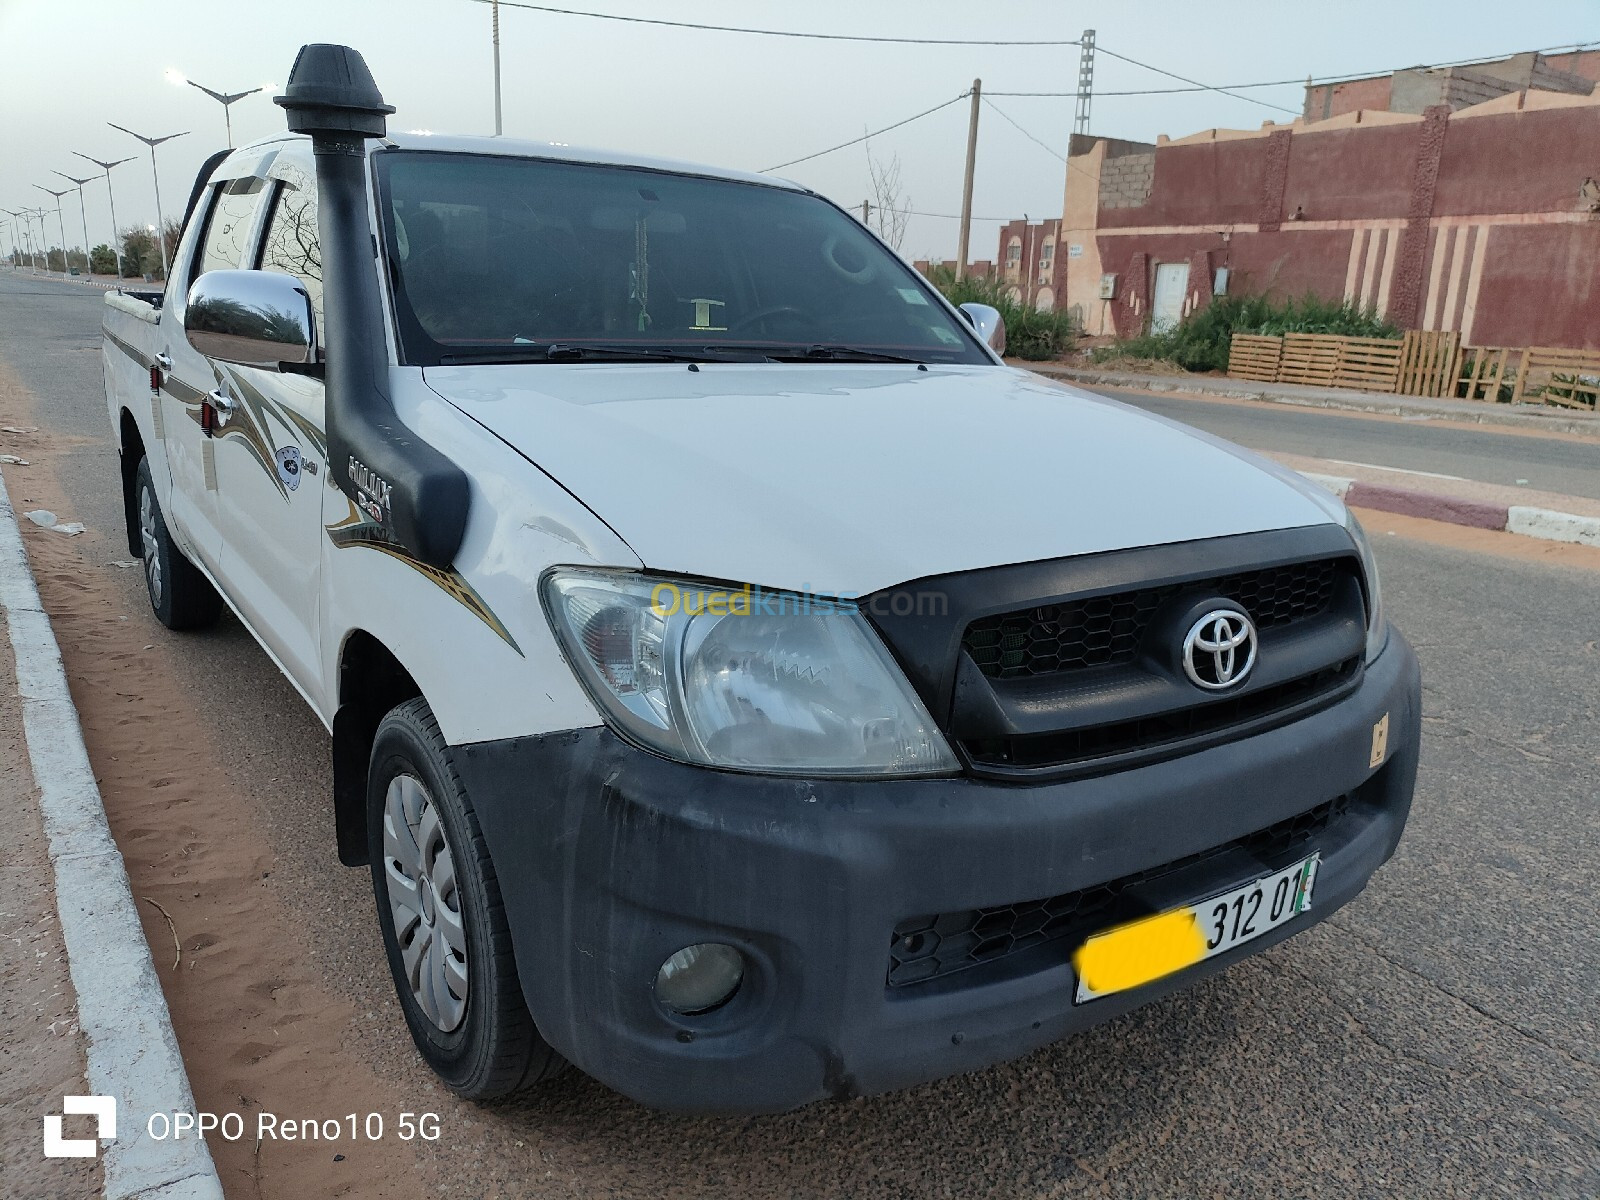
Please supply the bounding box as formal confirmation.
[102,44,1420,1113]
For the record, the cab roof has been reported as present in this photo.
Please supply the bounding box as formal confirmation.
[236,131,803,192]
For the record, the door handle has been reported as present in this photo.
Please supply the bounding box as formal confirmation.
[154,352,173,372]
[206,388,236,427]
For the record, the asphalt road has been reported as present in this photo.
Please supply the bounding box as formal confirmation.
[1094,386,1600,500]
[3,268,1597,1198]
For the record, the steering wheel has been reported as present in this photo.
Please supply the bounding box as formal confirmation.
[726,305,817,335]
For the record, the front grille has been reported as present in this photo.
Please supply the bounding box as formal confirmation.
[963,558,1342,679]
[886,794,1350,989]
[964,658,1360,771]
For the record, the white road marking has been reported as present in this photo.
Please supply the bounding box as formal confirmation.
[1324,459,1467,481]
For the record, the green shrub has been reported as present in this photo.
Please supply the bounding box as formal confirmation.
[1096,292,1400,373]
[89,244,117,275]
[927,266,1079,361]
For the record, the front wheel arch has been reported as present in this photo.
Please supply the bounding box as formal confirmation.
[331,629,423,866]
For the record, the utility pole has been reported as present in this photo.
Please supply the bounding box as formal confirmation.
[34,186,73,277]
[861,199,871,225]
[55,172,100,276]
[492,0,504,135]
[956,79,981,279]
[1074,30,1096,138]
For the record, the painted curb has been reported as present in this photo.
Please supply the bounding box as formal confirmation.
[1507,505,1600,547]
[0,467,224,1200]
[1343,482,1508,530]
[1294,471,1600,548]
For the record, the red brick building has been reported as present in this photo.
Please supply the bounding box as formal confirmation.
[994,217,1062,312]
[1303,49,1599,124]
[1055,86,1600,350]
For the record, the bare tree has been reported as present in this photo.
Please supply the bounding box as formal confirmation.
[865,144,911,251]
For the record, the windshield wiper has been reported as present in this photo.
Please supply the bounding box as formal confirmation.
[768,345,927,364]
[439,343,773,365]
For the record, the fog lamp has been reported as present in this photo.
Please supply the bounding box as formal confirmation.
[655,943,745,1015]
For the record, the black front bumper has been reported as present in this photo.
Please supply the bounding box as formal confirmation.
[455,629,1421,1114]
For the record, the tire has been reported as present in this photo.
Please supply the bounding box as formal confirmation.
[134,457,222,631]
[368,697,565,1099]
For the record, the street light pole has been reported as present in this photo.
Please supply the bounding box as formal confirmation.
[109,124,188,278]
[3,212,29,272]
[167,69,272,148]
[33,186,73,277]
[73,153,135,279]
[53,172,98,277]
[26,209,49,274]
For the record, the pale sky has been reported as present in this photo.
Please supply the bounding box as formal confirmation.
[1,0,1595,263]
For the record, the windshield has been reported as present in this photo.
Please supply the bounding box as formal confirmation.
[374,150,991,366]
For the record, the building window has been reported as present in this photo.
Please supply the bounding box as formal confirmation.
[1038,239,1055,283]
[1005,236,1022,271]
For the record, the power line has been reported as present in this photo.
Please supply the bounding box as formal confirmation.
[764,94,968,172]
[1094,45,1301,115]
[990,38,1600,101]
[982,98,1066,163]
[990,79,1306,98]
[470,0,1082,45]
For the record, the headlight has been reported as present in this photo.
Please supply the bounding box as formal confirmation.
[541,570,959,777]
[1343,509,1387,662]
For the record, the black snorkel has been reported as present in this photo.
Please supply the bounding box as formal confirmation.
[274,44,469,569]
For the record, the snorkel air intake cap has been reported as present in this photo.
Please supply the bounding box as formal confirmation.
[275,44,395,137]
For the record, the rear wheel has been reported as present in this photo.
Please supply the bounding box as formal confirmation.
[134,457,221,630]
[368,697,565,1099]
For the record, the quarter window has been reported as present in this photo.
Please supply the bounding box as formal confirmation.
[195,177,265,279]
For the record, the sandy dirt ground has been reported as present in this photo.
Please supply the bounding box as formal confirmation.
[0,604,102,1199]
[1,389,433,1200]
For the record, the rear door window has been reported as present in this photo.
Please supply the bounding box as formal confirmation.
[258,182,324,342]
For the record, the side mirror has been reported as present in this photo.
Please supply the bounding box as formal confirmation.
[185,269,316,370]
[959,302,1007,356]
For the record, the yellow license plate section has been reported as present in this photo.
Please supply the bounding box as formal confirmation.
[1072,908,1207,999]
[1073,853,1320,1003]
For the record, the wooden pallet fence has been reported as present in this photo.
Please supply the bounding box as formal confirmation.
[1227,334,1283,382]
[1277,333,1345,387]
[1510,347,1600,409]
[1332,336,1402,393]
[1456,346,1514,401]
[1397,330,1461,398]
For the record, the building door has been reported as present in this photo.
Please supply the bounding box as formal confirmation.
[1151,262,1190,332]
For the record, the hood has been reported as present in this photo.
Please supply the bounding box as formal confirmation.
[422,363,1341,595]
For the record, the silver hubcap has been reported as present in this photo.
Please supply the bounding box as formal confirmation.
[383,774,469,1032]
[138,485,162,606]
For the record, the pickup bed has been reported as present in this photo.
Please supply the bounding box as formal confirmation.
[102,43,1420,1113]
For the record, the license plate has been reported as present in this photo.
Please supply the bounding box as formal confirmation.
[1073,854,1319,1003]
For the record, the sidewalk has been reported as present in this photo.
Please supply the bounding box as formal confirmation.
[0,463,222,1200]
[1027,363,1600,439]
[1024,364,1600,548]
[0,603,101,1199]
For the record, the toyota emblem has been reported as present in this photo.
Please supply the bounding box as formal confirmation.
[1182,608,1258,690]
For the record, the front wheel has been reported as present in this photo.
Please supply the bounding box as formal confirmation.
[367,697,565,1099]
[134,457,221,630]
